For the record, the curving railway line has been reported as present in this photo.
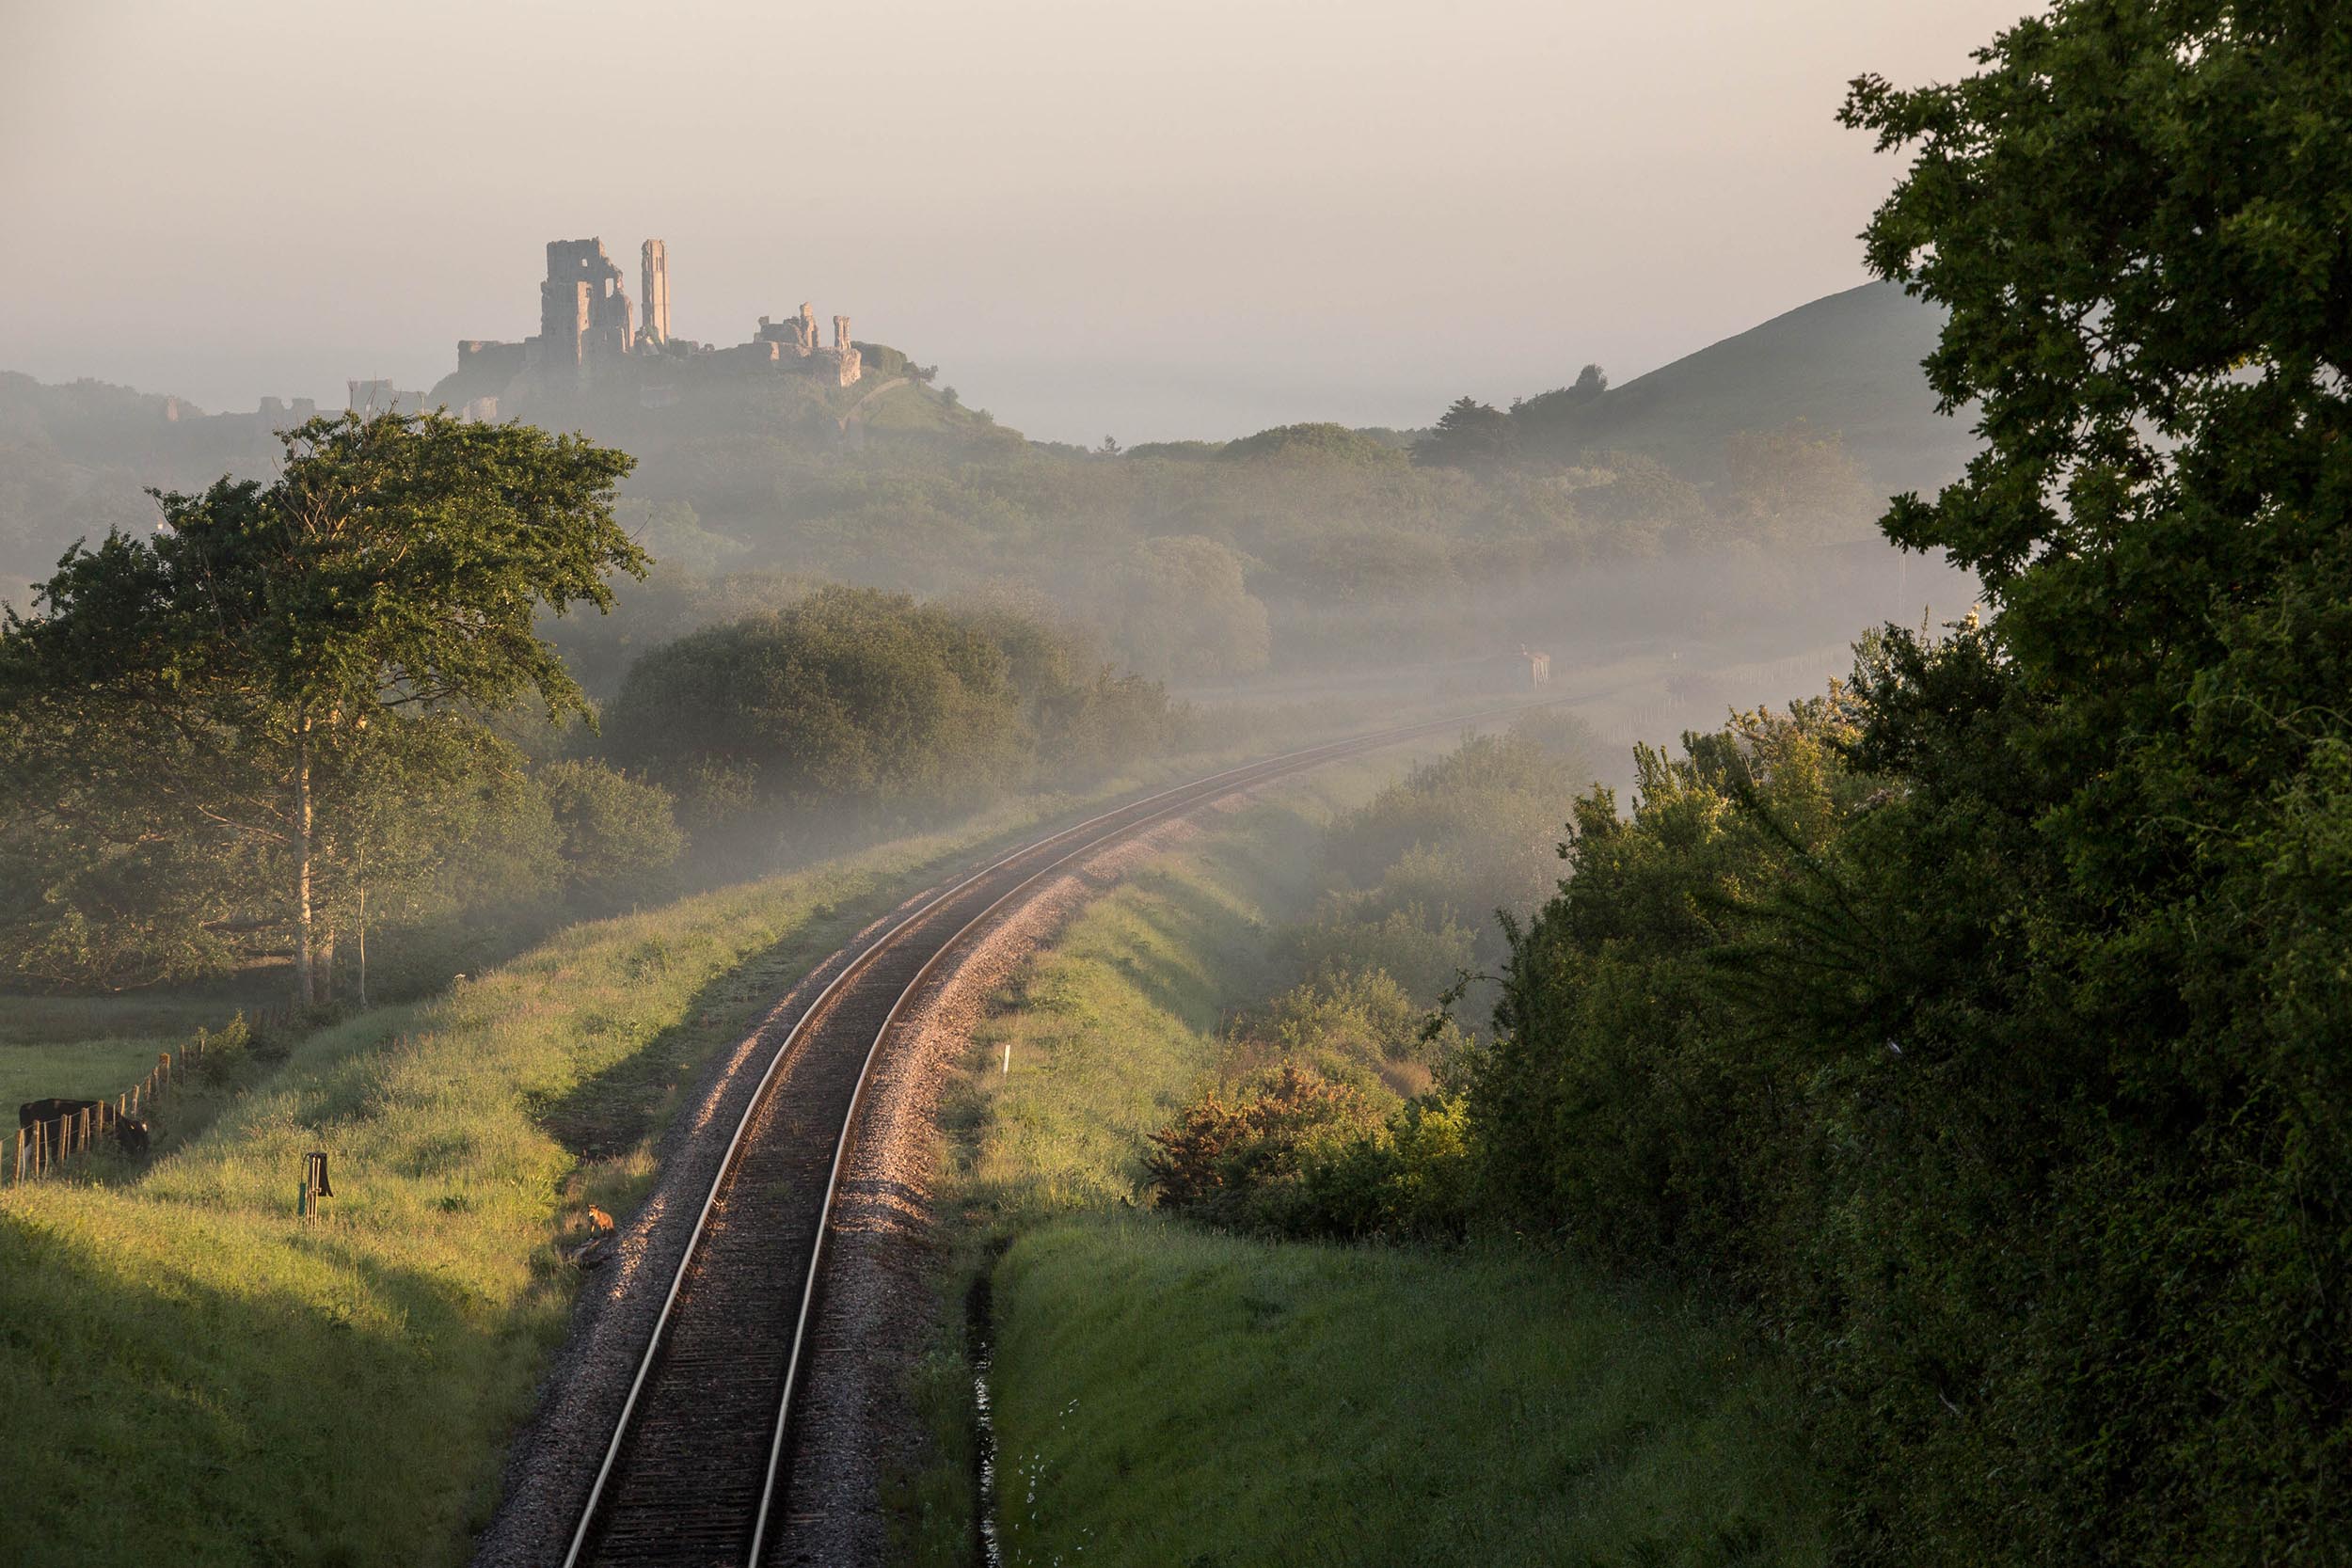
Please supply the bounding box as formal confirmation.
[558,704,1567,1567]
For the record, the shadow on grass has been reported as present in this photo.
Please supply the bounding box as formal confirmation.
[0,1201,569,1568]
[529,895,886,1163]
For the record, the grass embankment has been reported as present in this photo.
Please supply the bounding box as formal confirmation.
[907,762,1827,1567]
[0,787,1195,1568]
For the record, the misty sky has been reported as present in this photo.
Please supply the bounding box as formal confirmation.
[1,1,2030,444]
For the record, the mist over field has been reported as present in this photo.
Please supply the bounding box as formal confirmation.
[7,5,2346,1568]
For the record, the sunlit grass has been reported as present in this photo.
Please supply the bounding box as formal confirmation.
[904,750,1831,1566]
[0,790,1172,1568]
[0,1035,184,1110]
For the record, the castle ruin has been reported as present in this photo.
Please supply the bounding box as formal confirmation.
[641,240,671,346]
[435,236,863,417]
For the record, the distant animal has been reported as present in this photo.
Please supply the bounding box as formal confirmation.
[568,1205,617,1269]
[18,1098,151,1156]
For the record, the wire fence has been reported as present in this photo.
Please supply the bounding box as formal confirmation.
[7,1003,294,1187]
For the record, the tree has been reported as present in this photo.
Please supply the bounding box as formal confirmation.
[1101,535,1271,679]
[1814,6,2352,1556]
[537,759,685,910]
[0,412,643,1001]
[1410,396,1517,468]
[600,587,1029,828]
[1718,420,1874,541]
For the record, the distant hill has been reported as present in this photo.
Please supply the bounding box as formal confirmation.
[0,372,300,597]
[1517,281,1978,496]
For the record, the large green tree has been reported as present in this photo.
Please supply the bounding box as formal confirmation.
[1822,5,2346,1556]
[0,412,642,999]
[1472,6,2350,1562]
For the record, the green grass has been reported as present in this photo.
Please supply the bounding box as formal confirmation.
[957,784,1362,1221]
[0,1036,184,1110]
[0,993,261,1046]
[0,783,1227,1568]
[903,753,1831,1567]
[2,993,289,1164]
[0,991,271,1110]
[988,1220,1824,1568]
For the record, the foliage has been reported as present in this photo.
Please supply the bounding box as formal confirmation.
[1719,420,1876,542]
[1473,696,1871,1271]
[1452,10,2352,1565]
[909,762,1828,1565]
[1217,421,1407,467]
[536,759,686,908]
[1412,395,1518,468]
[1315,727,1593,971]
[1284,904,1475,1004]
[1096,535,1270,680]
[1142,1062,1380,1231]
[1292,1092,1477,1240]
[1504,363,1610,444]
[599,586,1182,839]
[0,413,644,999]
[1828,6,2349,1556]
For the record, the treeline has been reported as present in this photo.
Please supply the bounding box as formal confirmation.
[574,405,1920,686]
[0,421,1183,997]
[1149,7,2352,1563]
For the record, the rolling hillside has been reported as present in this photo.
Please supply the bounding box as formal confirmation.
[1521,281,1978,495]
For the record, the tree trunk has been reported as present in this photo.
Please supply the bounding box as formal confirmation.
[357,877,369,1010]
[295,713,315,1006]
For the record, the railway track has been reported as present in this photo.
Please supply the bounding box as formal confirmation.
[560,705,1565,1567]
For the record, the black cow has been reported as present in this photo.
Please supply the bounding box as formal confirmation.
[18,1098,150,1156]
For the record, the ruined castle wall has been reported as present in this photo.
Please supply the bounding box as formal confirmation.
[458,340,526,379]
[641,240,670,344]
[537,279,592,372]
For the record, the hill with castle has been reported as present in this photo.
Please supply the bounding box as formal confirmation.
[388,235,989,452]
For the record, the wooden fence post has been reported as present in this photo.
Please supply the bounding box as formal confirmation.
[32,1117,45,1179]
[10,1127,22,1186]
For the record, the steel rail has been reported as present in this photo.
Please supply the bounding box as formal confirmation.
[562,698,1585,1566]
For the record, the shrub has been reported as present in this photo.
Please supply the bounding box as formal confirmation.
[1143,1065,1379,1233]
[537,759,686,908]
[600,587,1177,839]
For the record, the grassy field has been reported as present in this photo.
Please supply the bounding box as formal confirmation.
[0,710,1568,1565]
[987,1220,1824,1568]
[0,777,1245,1568]
[1,992,271,1107]
[903,757,1829,1567]
[0,1035,184,1111]
[2,992,296,1170]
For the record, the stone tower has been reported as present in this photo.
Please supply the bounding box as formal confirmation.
[641,239,671,345]
[536,238,633,372]
[833,314,850,348]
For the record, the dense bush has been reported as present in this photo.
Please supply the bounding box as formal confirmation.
[1314,721,1598,974]
[599,586,1182,838]
[537,759,687,909]
[1143,1064,1380,1234]
[1475,698,1865,1272]
[1458,8,2352,1560]
[1145,1058,1475,1243]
